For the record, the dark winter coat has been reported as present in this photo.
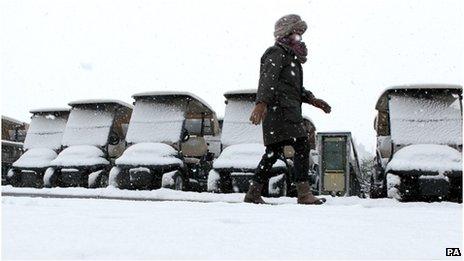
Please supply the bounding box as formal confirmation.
[256,43,315,146]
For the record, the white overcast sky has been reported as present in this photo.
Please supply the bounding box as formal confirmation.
[1,0,463,153]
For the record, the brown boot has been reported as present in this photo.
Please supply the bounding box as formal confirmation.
[296,181,326,205]
[244,182,266,204]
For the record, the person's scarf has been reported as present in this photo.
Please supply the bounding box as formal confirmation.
[276,36,308,64]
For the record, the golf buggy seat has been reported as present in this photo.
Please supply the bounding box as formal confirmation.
[181,136,209,164]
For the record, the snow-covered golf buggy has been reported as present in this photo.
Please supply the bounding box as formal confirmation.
[207,90,318,197]
[110,92,220,191]
[370,84,462,202]
[48,100,133,188]
[316,132,362,196]
[7,108,70,187]
[2,116,29,184]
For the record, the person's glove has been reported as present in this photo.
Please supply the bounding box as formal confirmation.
[312,99,331,113]
[249,102,267,125]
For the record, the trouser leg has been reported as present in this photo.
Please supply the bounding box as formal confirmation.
[292,137,311,183]
[291,137,325,204]
[252,142,284,184]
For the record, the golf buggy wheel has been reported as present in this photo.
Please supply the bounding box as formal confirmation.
[174,175,184,191]
[280,178,288,197]
[370,175,387,199]
[267,173,288,197]
[99,170,109,188]
[369,184,380,198]
[398,175,420,202]
[448,176,462,203]
[44,167,61,188]
[109,167,129,189]
[381,176,388,197]
[219,174,233,193]
[7,169,21,187]
[287,180,298,198]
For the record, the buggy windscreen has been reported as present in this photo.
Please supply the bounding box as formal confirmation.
[61,106,114,147]
[389,92,462,146]
[221,99,262,147]
[23,114,67,150]
[125,100,185,144]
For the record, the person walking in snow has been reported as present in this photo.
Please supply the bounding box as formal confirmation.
[245,14,331,205]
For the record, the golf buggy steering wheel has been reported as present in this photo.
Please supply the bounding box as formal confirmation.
[182,128,190,142]
[108,130,120,145]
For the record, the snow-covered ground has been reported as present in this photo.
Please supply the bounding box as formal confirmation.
[2,187,462,259]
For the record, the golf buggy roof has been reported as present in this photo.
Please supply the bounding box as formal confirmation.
[29,107,71,115]
[29,107,70,114]
[1,115,27,125]
[224,89,257,100]
[375,84,462,111]
[132,91,215,116]
[68,99,133,109]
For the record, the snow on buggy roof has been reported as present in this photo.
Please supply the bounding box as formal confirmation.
[385,84,462,92]
[376,84,462,111]
[68,99,133,109]
[29,107,70,114]
[132,91,215,114]
[224,89,257,100]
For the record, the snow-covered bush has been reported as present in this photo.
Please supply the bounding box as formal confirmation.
[359,156,375,195]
